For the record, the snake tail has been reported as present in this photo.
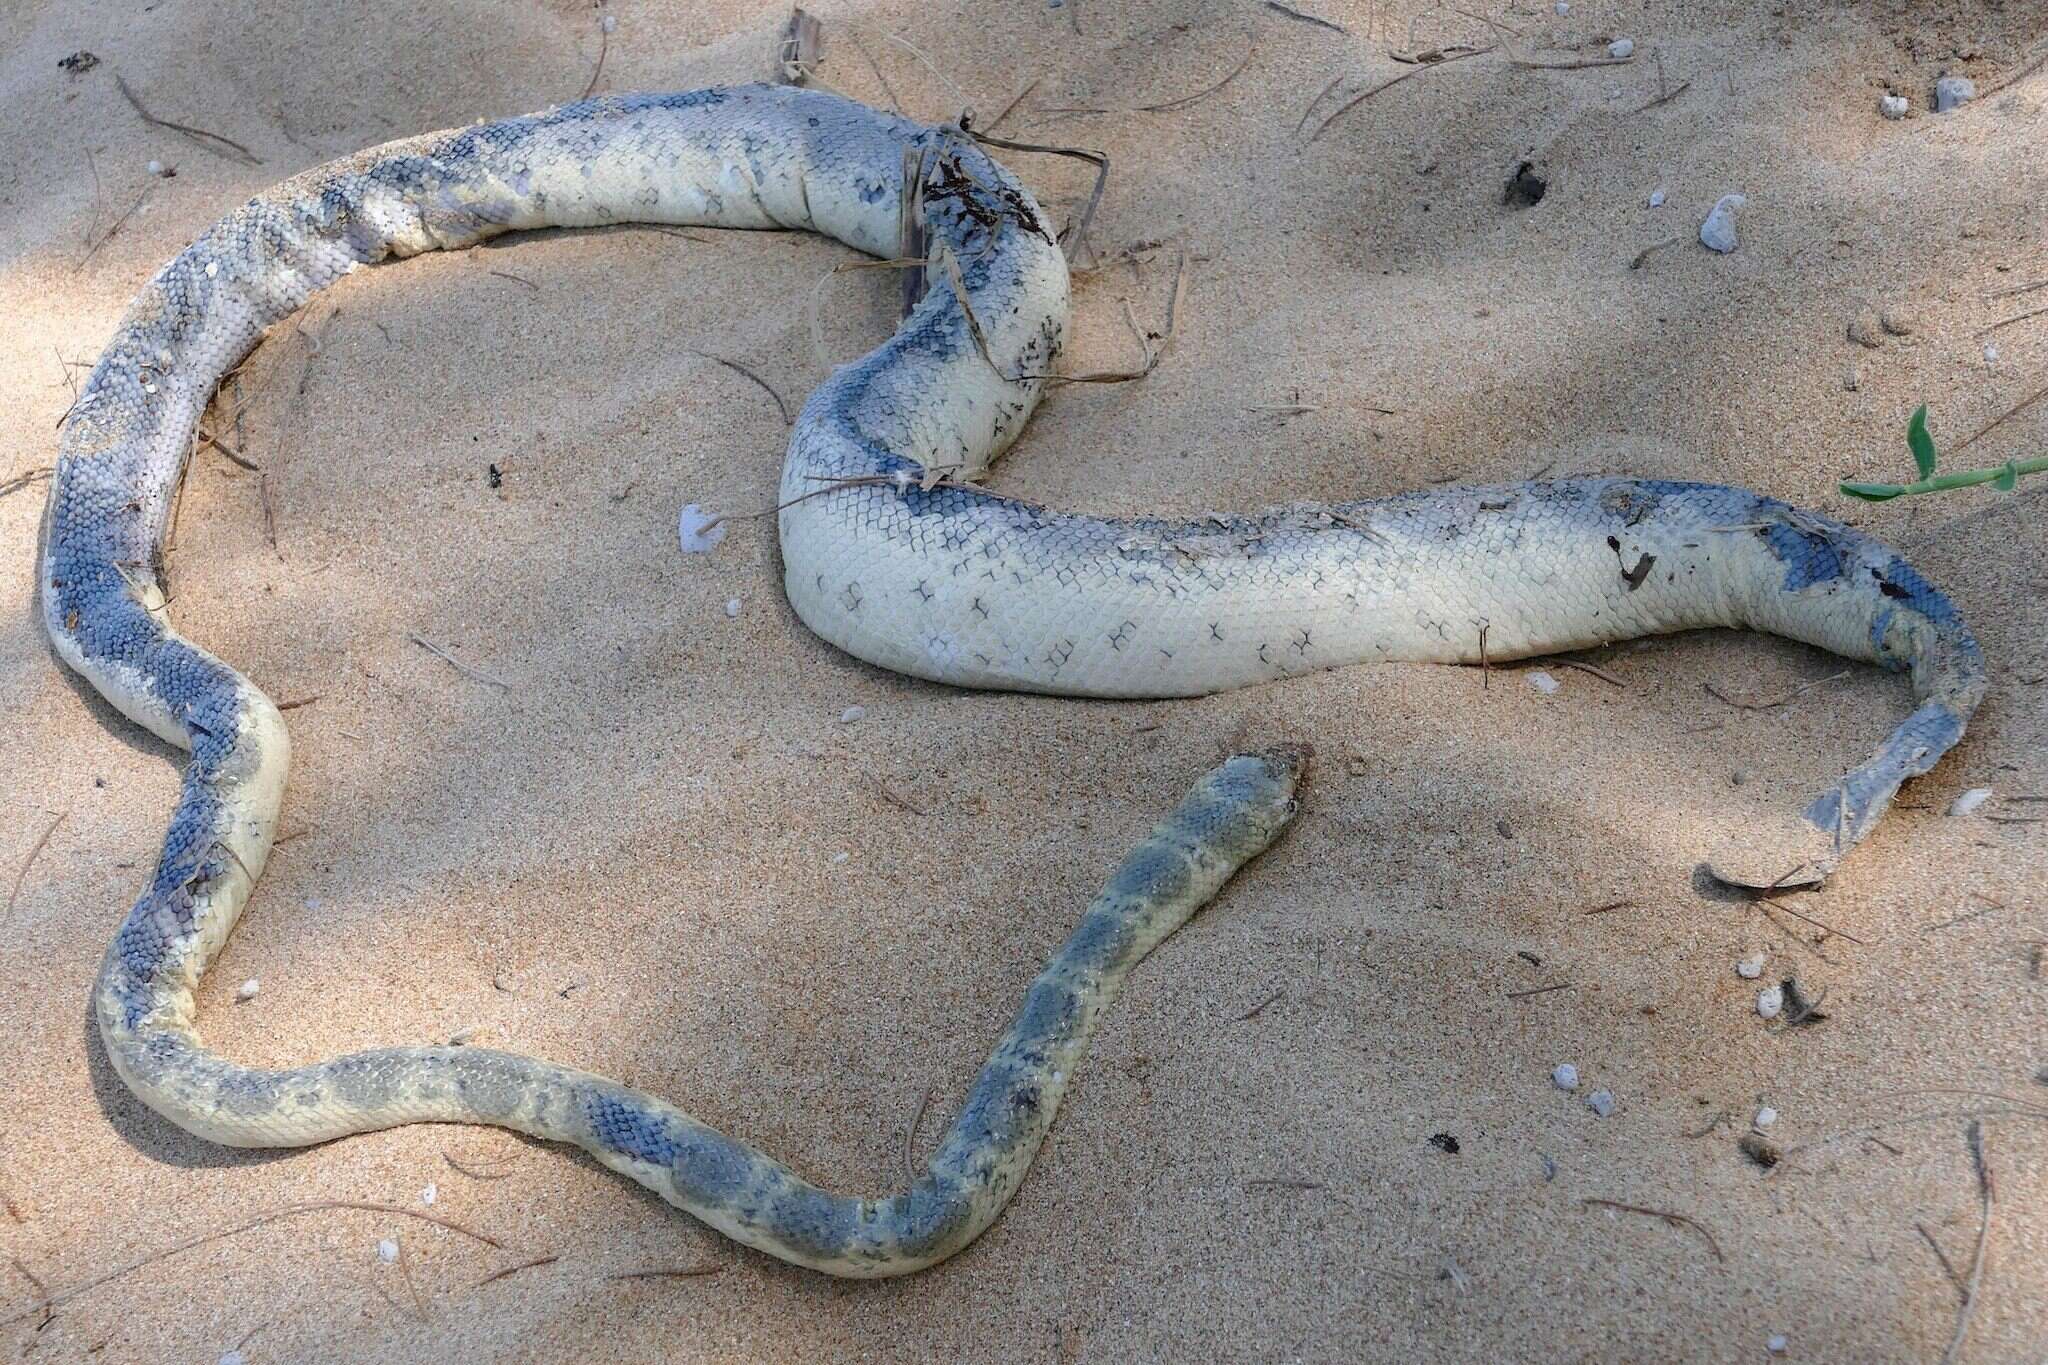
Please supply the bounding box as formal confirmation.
[95,748,1304,1276]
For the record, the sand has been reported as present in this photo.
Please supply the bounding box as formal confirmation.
[3,0,2046,1359]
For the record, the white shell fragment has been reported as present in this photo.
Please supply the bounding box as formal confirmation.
[1950,787,1993,816]
[1699,194,1744,253]
[1736,953,1767,980]
[676,504,727,553]
[234,978,260,1002]
[1647,188,1666,208]
[838,705,865,724]
[1766,1335,1789,1355]
[1527,670,1560,695]
[1552,1063,1580,1091]
[421,1182,438,1206]
[1585,1089,1615,1117]
[1607,38,1634,59]
[377,1237,400,1264]
[1754,1106,1779,1129]
[1880,94,1908,120]
[599,13,618,33]
[1756,985,1784,1019]
[724,597,742,619]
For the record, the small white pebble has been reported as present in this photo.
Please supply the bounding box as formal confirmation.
[1984,344,1999,363]
[1766,1334,1789,1355]
[421,1182,438,1206]
[1552,1063,1580,1091]
[204,260,219,278]
[1554,1,1568,13]
[1880,94,1909,120]
[1736,952,1767,980]
[723,597,741,619]
[1699,193,1744,253]
[1527,670,1560,695]
[1754,1106,1779,1129]
[219,1352,245,1365]
[838,705,865,724]
[1934,75,1975,113]
[1585,1089,1615,1118]
[146,158,164,176]
[234,978,260,1002]
[599,12,617,32]
[377,1237,400,1264]
[1607,38,1634,59]
[1950,787,1994,816]
[829,850,850,865]
[1757,985,1784,1019]
[1647,188,1666,208]
[677,504,727,554]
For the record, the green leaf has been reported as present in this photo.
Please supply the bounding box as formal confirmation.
[1839,481,1905,502]
[1907,404,1937,480]
[1994,460,2019,492]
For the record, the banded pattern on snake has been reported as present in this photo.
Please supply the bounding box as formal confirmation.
[40,85,1983,1275]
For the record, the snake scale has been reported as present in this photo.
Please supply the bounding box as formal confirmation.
[40,85,1984,1276]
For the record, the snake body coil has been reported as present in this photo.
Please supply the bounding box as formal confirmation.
[41,86,1983,1275]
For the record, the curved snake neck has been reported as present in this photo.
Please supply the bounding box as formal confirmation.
[40,85,1983,1276]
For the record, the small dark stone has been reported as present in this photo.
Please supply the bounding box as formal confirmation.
[1429,1132,1461,1155]
[1738,1133,1781,1169]
[1503,161,1548,207]
[486,463,503,488]
[59,50,100,76]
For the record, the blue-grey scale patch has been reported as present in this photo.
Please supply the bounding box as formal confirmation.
[329,1053,401,1109]
[1803,701,1965,841]
[763,1184,863,1262]
[448,1050,531,1120]
[886,1178,977,1261]
[1106,842,1192,905]
[1762,522,1847,591]
[579,1087,753,1210]
[1873,551,1969,629]
[216,1067,286,1117]
[1060,905,1138,975]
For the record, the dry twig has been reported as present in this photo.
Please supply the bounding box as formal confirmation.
[1265,1,1345,34]
[114,73,260,165]
[1305,46,1494,143]
[1582,1198,1723,1261]
[0,1201,515,1327]
[7,813,67,916]
[1703,669,1849,710]
[1941,1121,1996,1364]
[409,634,510,690]
[690,350,792,424]
[1039,37,1256,115]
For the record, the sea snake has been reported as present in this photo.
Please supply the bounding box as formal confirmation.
[40,85,1983,1274]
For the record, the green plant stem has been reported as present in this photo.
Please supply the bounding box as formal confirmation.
[1841,454,2048,501]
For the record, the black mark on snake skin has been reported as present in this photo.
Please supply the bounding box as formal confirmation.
[1607,536,1656,591]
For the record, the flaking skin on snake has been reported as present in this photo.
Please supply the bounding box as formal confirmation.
[40,85,1983,1274]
